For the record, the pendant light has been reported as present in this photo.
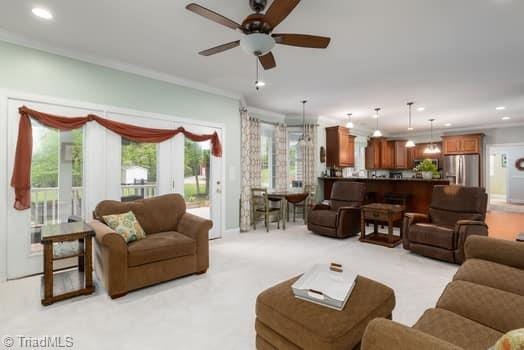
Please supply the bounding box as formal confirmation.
[424,118,441,154]
[406,102,416,148]
[346,113,354,129]
[298,100,312,147]
[254,58,265,90]
[372,108,382,138]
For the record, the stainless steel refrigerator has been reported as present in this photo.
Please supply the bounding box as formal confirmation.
[443,154,480,187]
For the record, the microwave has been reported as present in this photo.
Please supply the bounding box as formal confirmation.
[414,159,439,169]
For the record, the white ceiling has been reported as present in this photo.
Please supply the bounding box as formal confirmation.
[1,0,524,133]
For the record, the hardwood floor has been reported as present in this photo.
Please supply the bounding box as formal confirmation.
[486,211,524,241]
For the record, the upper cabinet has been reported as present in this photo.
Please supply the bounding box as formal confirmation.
[392,140,408,169]
[326,126,356,168]
[365,138,407,169]
[442,134,483,155]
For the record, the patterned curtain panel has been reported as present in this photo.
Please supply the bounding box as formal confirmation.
[303,124,318,190]
[274,123,288,192]
[240,111,261,232]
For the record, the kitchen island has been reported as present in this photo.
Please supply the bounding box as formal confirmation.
[319,177,450,213]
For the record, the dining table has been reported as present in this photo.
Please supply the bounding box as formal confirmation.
[267,189,310,230]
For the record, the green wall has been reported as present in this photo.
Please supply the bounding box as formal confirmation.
[0,40,240,230]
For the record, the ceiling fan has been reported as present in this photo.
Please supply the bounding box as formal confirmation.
[186,0,331,70]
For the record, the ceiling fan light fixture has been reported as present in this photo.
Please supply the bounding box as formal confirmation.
[240,33,275,56]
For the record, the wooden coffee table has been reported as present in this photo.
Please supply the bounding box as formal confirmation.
[41,222,95,306]
[360,203,405,248]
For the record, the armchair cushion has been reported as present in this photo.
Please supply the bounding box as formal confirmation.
[127,231,196,267]
[429,208,483,229]
[308,209,337,228]
[454,259,524,296]
[436,280,524,334]
[361,318,462,350]
[408,223,455,249]
[465,236,524,270]
[413,308,503,350]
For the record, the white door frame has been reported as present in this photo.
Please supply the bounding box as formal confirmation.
[485,142,524,208]
[0,89,227,282]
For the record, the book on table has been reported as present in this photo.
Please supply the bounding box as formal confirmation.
[291,263,357,311]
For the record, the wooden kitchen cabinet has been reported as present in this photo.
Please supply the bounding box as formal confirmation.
[392,140,407,169]
[365,138,383,169]
[365,139,408,169]
[326,126,355,167]
[442,134,483,155]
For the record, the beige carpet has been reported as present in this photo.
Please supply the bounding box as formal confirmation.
[0,224,457,349]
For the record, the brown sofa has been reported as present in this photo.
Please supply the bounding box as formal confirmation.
[308,182,366,238]
[403,185,488,264]
[91,194,211,298]
[361,236,524,350]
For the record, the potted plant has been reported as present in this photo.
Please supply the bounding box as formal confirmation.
[414,159,438,180]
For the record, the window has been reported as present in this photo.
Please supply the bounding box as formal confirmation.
[260,123,276,189]
[121,139,158,200]
[288,130,303,188]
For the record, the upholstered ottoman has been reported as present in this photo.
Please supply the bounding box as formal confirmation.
[255,276,395,350]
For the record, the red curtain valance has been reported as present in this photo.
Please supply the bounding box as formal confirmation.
[11,106,222,210]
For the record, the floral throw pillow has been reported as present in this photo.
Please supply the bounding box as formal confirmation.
[102,211,146,243]
[491,329,524,350]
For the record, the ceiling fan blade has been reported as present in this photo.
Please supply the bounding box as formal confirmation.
[186,3,240,31]
[264,0,300,29]
[272,34,331,48]
[199,41,240,56]
[259,52,276,70]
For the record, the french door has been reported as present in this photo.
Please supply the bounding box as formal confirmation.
[6,99,223,279]
[6,99,93,279]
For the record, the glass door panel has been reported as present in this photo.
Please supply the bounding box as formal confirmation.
[121,139,158,201]
[184,139,211,219]
[7,100,88,279]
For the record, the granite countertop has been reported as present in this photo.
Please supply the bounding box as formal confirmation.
[318,177,450,182]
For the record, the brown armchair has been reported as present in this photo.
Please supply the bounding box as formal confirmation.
[91,194,211,299]
[307,182,366,238]
[402,185,488,264]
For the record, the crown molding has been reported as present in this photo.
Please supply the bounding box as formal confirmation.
[317,115,373,136]
[247,106,286,123]
[388,120,524,138]
[0,29,243,101]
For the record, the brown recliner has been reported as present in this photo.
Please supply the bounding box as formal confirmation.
[308,182,366,238]
[90,194,211,299]
[403,185,488,264]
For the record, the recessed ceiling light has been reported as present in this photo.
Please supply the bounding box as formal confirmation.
[32,7,53,20]
[417,107,425,112]
[445,123,452,127]
[501,116,511,120]
[496,106,506,111]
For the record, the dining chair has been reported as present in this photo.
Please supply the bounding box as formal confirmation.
[251,188,282,232]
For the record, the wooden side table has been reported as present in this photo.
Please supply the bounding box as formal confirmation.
[360,203,405,248]
[41,222,95,306]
